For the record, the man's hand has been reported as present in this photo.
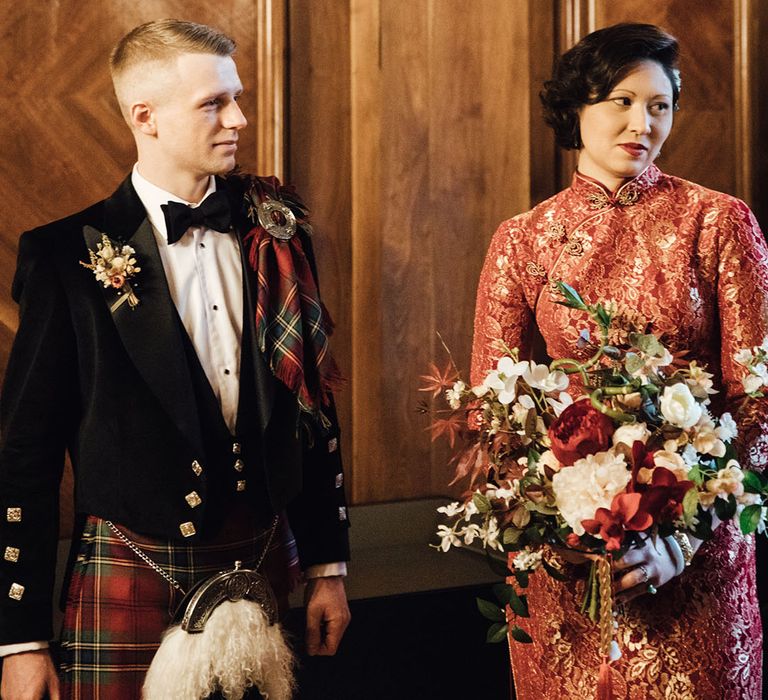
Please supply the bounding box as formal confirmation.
[0,650,60,700]
[304,576,350,656]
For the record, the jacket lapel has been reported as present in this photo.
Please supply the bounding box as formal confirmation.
[222,175,275,434]
[84,176,204,456]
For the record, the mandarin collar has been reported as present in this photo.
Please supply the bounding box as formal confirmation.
[570,163,662,209]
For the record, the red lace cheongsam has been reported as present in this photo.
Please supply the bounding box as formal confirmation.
[472,164,768,699]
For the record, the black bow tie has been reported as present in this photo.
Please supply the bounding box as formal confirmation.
[161,190,232,244]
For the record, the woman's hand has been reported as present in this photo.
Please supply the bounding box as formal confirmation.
[612,537,681,603]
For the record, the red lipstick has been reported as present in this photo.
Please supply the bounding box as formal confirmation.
[619,143,647,157]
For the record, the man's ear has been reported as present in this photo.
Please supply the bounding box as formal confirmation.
[130,102,157,136]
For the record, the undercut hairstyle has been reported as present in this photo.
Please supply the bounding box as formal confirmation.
[110,20,236,114]
[540,23,680,150]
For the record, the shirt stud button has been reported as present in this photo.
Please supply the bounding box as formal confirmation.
[236,480,247,492]
[234,459,244,472]
[232,442,241,455]
[8,583,24,601]
[4,547,20,563]
[191,460,203,476]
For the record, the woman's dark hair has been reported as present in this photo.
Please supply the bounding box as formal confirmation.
[540,23,680,150]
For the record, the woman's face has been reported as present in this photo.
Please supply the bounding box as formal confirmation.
[577,60,674,190]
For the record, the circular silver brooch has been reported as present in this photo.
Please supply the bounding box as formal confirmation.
[257,199,297,240]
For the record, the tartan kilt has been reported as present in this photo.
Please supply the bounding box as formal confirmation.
[59,509,297,700]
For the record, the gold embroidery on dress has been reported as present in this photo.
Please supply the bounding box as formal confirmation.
[564,238,585,257]
[525,262,547,279]
[616,186,640,206]
[587,191,610,210]
[545,221,567,241]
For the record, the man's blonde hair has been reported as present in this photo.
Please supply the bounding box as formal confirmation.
[109,19,235,116]
[110,19,235,78]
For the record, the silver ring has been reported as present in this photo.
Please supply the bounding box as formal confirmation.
[637,564,649,583]
[647,584,658,595]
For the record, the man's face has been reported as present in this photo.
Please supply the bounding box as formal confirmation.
[150,52,247,180]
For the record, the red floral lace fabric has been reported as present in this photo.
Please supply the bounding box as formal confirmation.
[471,165,767,699]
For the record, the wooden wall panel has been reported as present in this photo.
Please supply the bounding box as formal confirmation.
[0,0,284,535]
[290,0,541,504]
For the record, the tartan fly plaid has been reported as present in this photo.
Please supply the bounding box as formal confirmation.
[59,510,295,700]
[242,176,343,415]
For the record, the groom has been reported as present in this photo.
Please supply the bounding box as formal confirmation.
[0,19,350,698]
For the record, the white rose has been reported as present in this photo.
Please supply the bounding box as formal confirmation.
[660,383,702,429]
[734,348,754,365]
[552,451,630,535]
[612,422,650,448]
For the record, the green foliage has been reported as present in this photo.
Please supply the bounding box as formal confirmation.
[629,332,664,357]
[714,493,738,521]
[555,281,587,310]
[686,464,705,487]
[476,597,505,622]
[740,504,763,535]
[473,492,491,514]
[682,487,700,524]
[493,582,530,618]
[743,470,767,494]
[509,625,533,644]
[487,622,509,644]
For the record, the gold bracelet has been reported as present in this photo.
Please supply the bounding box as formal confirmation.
[672,530,694,567]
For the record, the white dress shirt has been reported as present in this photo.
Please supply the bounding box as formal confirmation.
[0,168,345,658]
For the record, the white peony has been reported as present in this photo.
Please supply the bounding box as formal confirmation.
[660,383,702,429]
[552,451,631,536]
[612,422,650,448]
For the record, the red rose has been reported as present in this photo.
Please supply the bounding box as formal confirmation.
[548,400,615,465]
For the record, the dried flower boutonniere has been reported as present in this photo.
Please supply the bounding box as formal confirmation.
[80,232,141,311]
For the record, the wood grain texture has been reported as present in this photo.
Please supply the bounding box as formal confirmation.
[0,0,276,536]
[288,0,536,504]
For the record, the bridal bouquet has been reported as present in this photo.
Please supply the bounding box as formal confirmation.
[423,282,768,651]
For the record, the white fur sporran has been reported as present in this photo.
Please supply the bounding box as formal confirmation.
[142,563,296,700]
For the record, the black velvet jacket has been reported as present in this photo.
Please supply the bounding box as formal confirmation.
[0,175,350,643]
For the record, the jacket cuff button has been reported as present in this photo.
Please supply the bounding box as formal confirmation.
[179,522,196,538]
[6,507,22,522]
[8,583,24,600]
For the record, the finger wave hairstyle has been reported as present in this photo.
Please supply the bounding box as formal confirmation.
[540,23,681,150]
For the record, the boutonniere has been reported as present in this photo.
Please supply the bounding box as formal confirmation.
[80,232,141,310]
